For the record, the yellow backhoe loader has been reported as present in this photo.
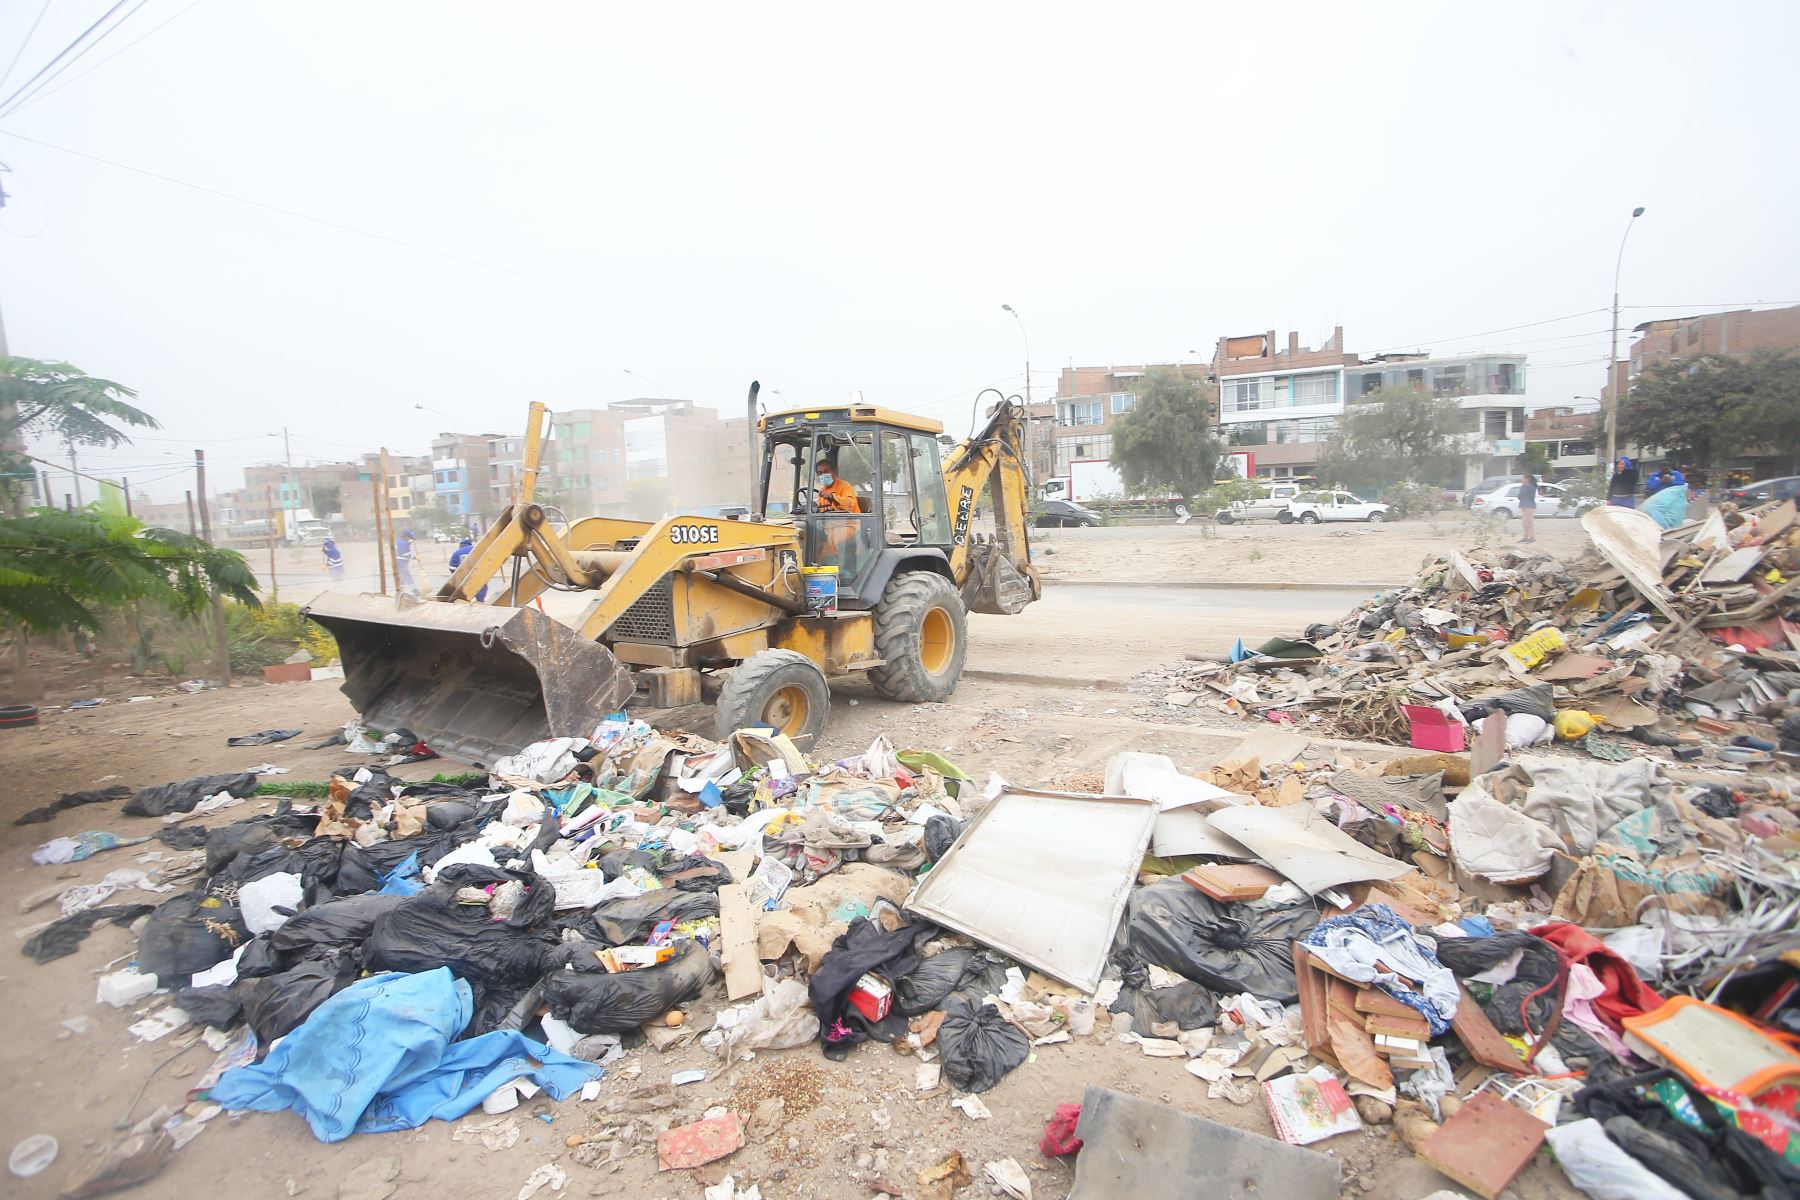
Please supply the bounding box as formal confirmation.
[305,385,1041,762]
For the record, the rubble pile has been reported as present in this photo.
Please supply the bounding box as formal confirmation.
[12,505,1800,1200]
[1138,499,1800,767]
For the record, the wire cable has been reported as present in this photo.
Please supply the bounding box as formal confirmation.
[0,0,137,116]
[0,0,55,94]
[7,0,207,117]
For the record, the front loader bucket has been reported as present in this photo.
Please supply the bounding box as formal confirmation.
[304,592,634,766]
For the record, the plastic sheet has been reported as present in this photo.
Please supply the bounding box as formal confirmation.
[238,955,356,1043]
[20,903,153,964]
[174,984,244,1029]
[363,866,558,989]
[123,771,261,818]
[1112,877,1318,1003]
[136,891,249,981]
[570,888,720,946]
[938,998,1029,1093]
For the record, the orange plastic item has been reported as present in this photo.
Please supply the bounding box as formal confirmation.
[1622,996,1800,1098]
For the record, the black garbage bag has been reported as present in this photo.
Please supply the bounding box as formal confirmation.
[21,903,153,964]
[226,835,344,895]
[237,953,357,1043]
[226,729,301,747]
[938,997,1029,1093]
[423,800,479,830]
[597,848,658,880]
[571,889,719,945]
[655,854,733,893]
[539,941,717,1034]
[156,825,209,851]
[1460,683,1554,723]
[895,947,976,1015]
[204,809,320,876]
[810,917,922,1057]
[1109,978,1218,1032]
[1112,877,1318,1003]
[923,815,964,862]
[174,985,243,1028]
[137,891,249,981]
[15,784,133,825]
[238,893,406,979]
[543,939,614,973]
[1574,1069,1800,1200]
[363,865,558,988]
[334,828,477,896]
[124,771,261,818]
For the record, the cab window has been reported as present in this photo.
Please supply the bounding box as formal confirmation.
[910,434,952,544]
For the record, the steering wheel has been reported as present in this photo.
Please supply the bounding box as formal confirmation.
[794,485,814,512]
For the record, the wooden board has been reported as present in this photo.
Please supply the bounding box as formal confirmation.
[1353,988,1417,1018]
[1417,1092,1547,1199]
[1450,981,1531,1074]
[1182,863,1283,902]
[717,882,764,1001]
[1364,1012,1432,1040]
[1325,976,1392,1089]
[1292,945,1334,1063]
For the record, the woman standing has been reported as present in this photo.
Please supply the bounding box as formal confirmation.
[1607,457,1640,508]
[1518,473,1538,544]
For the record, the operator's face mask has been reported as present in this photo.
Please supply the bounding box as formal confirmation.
[818,473,835,487]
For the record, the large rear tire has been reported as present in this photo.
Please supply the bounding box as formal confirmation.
[1298,511,1320,524]
[868,571,968,702]
[714,649,830,745]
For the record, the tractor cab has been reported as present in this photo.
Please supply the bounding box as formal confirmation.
[759,406,956,608]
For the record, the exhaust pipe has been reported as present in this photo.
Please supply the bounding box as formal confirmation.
[747,379,761,518]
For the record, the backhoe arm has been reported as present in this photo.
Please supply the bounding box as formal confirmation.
[941,399,1041,615]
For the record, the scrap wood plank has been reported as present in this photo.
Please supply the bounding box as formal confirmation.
[1292,944,1334,1063]
[1450,981,1531,1074]
[1353,988,1418,1018]
[1417,1092,1547,1200]
[1364,1012,1432,1039]
[1325,976,1392,1089]
[717,882,764,1001]
[1701,546,1768,585]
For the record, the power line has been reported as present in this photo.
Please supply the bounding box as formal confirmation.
[0,0,136,116]
[6,0,208,117]
[0,0,157,119]
[0,0,55,94]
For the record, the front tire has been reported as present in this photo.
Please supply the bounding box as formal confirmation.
[1217,512,1236,525]
[714,649,830,744]
[1277,511,1295,524]
[1367,511,1386,523]
[1490,508,1512,520]
[1298,511,1320,525]
[869,571,968,702]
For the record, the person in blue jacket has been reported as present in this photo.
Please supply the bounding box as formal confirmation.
[322,537,345,581]
[448,536,488,602]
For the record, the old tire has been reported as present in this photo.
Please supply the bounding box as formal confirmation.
[869,571,968,702]
[1490,507,1512,521]
[1298,511,1320,525]
[1277,511,1295,524]
[1216,511,1236,525]
[713,649,829,744]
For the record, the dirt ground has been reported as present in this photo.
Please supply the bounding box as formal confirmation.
[0,522,1588,1200]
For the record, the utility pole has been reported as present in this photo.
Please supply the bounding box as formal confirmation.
[185,490,196,535]
[68,444,82,506]
[283,425,296,528]
[195,450,232,683]
[374,451,393,595]
[264,484,279,603]
[123,477,133,518]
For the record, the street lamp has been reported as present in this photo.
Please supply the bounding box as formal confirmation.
[414,403,454,428]
[1000,304,1040,476]
[1605,206,1646,470]
[623,369,665,398]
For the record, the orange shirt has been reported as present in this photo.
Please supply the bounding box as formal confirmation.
[817,478,860,513]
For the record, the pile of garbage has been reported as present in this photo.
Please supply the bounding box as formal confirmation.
[15,643,1800,1198]
[1137,499,1800,768]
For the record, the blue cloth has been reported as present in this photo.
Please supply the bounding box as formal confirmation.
[1644,482,1689,530]
[1301,903,1459,1036]
[1608,496,1637,509]
[208,968,601,1142]
[447,539,487,601]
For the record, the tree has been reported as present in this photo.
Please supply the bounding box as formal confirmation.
[1110,367,1221,503]
[0,358,159,513]
[1620,351,1800,475]
[1318,386,1463,490]
[1523,441,1553,478]
[309,482,342,519]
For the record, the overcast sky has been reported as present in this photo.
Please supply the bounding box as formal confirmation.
[3,1,1797,504]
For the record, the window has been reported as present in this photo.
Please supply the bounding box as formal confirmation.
[1562,439,1594,457]
[1544,442,1560,460]
[1222,377,1266,412]
[1229,423,1268,446]
[1358,372,1382,395]
[1434,366,1466,397]
[1058,400,1104,425]
[910,434,951,544]
[1110,392,1135,414]
[1484,410,1508,438]
[596,477,608,491]
[1510,409,1525,433]
[1290,373,1337,405]
[879,430,920,542]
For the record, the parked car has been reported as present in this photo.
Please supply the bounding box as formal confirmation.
[1215,481,1305,524]
[1722,476,1800,506]
[1288,490,1389,523]
[1463,475,1523,508]
[1469,481,1598,520]
[1034,498,1102,528]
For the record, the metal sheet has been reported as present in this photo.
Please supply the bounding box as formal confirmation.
[1206,802,1412,896]
[903,787,1155,995]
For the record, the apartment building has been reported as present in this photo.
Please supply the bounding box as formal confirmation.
[430,433,496,521]
[1612,304,1800,403]
[1524,407,1602,476]
[1031,363,1210,479]
[1212,327,1533,486]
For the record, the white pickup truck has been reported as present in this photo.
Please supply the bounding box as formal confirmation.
[1214,482,1304,524]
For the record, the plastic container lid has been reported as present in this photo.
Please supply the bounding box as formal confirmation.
[9,1133,57,1178]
